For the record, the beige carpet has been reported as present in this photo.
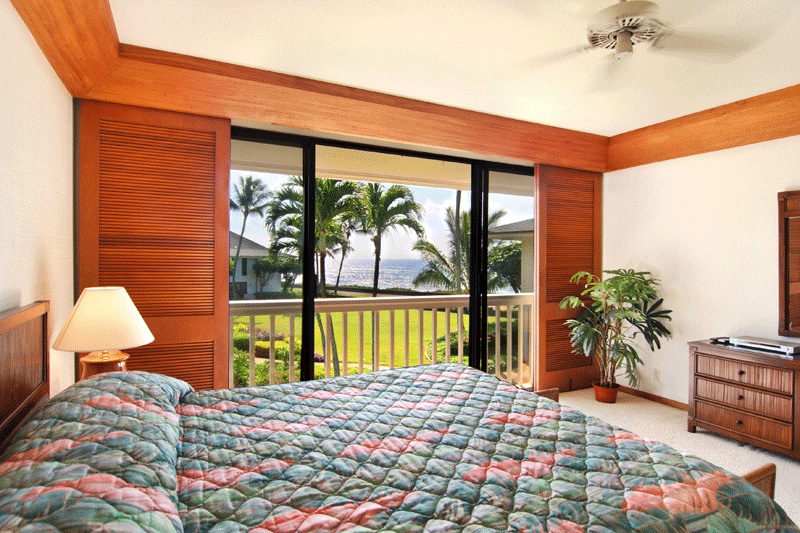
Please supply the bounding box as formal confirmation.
[559,388,800,524]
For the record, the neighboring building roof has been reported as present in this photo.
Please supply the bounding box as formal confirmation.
[229,231,271,257]
[488,218,534,241]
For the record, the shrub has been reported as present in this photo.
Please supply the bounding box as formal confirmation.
[232,348,353,387]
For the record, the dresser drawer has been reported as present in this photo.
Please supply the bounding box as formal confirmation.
[695,377,793,422]
[696,354,794,395]
[695,400,793,449]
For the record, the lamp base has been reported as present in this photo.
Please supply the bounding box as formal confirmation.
[79,350,129,381]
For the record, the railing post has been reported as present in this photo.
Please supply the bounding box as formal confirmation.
[248,314,256,387]
[404,309,410,367]
[269,314,276,385]
[373,310,380,372]
[229,315,235,387]
[358,311,365,374]
[342,312,348,376]
[389,310,395,370]
[289,314,296,383]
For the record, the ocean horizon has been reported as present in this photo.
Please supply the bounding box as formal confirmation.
[325,258,435,291]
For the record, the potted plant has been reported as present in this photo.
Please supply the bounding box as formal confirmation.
[559,269,672,403]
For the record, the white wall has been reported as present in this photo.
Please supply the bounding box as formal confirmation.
[1,3,75,394]
[604,135,800,403]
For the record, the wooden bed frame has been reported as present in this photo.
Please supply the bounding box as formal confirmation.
[0,301,50,454]
[0,305,779,500]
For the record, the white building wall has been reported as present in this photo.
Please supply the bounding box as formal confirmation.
[1,4,76,393]
[604,135,800,403]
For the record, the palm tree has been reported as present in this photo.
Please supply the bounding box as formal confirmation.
[334,219,357,295]
[413,207,507,293]
[358,183,424,296]
[266,176,360,297]
[231,175,271,298]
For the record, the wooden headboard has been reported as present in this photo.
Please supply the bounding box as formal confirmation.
[0,301,50,452]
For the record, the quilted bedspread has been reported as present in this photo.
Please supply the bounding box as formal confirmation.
[0,365,797,532]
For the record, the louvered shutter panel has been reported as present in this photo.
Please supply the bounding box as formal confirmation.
[534,164,601,391]
[76,100,230,389]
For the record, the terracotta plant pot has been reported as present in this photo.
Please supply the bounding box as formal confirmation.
[593,382,620,404]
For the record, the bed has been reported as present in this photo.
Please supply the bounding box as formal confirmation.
[0,304,797,532]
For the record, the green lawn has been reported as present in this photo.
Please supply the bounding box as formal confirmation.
[233,308,473,372]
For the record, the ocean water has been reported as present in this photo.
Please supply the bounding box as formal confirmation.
[325,258,435,291]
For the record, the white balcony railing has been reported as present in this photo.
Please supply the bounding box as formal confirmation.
[229,293,534,388]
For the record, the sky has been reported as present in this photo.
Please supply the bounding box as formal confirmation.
[230,169,533,260]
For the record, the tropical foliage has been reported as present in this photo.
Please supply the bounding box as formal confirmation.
[265,176,361,297]
[559,269,672,388]
[412,207,513,293]
[358,183,424,296]
[233,175,525,301]
[230,175,271,298]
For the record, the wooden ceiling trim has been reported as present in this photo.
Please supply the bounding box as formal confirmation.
[86,51,609,172]
[607,84,800,171]
[11,0,800,173]
[10,0,119,96]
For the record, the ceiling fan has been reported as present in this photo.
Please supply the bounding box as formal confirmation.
[586,0,667,59]
[578,0,755,62]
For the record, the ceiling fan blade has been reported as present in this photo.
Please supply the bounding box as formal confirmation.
[650,30,754,62]
[519,44,595,71]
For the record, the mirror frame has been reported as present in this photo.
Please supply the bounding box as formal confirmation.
[779,190,800,337]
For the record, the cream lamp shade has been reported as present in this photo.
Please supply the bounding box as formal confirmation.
[53,287,154,353]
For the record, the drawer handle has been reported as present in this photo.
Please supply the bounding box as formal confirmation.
[738,370,746,376]
[737,395,745,401]
[736,420,744,426]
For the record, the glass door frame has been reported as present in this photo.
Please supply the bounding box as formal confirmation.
[231,126,533,378]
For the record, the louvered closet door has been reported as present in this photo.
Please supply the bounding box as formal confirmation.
[76,100,230,389]
[534,164,601,391]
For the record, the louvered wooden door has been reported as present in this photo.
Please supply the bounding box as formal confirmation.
[76,100,230,389]
[534,164,601,391]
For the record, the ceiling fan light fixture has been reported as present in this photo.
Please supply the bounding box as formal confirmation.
[614,31,633,58]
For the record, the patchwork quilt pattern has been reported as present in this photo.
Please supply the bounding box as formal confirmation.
[0,364,797,532]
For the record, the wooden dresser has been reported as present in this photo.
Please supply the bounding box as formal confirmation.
[688,340,800,459]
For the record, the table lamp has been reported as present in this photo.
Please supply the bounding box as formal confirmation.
[53,286,154,380]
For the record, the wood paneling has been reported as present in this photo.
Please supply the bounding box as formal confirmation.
[76,100,230,390]
[84,51,608,172]
[10,0,118,96]
[126,342,215,390]
[544,319,592,372]
[0,301,49,452]
[608,85,800,171]
[534,165,601,391]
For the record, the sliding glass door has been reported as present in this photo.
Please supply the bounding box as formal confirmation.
[229,139,305,386]
[229,127,534,386]
[312,145,472,378]
[486,169,536,387]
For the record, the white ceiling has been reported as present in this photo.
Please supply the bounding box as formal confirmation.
[109,0,800,136]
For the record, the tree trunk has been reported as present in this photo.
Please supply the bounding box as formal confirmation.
[372,236,382,297]
[335,251,347,294]
[317,252,327,297]
[232,213,248,299]
[315,312,340,377]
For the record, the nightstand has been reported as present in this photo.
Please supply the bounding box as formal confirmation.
[79,350,129,380]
